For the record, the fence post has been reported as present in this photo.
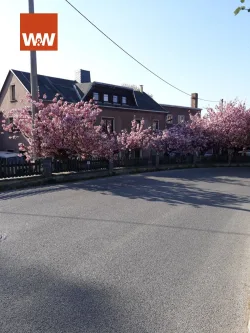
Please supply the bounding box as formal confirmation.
[193,152,197,166]
[148,150,153,166]
[228,148,234,165]
[42,157,52,177]
[156,153,160,169]
[109,158,113,175]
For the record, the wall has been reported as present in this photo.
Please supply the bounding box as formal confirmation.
[98,106,167,132]
[97,105,199,132]
[0,72,29,152]
[160,105,199,128]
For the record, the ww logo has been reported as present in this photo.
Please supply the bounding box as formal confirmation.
[22,33,56,47]
[20,14,58,51]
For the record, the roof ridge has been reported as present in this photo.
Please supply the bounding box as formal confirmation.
[160,103,202,110]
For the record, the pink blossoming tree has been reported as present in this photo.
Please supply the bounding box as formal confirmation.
[2,95,115,160]
[117,118,153,156]
[190,100,250,154]
[2,95,250,164]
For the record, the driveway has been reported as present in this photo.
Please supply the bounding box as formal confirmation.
[1,167,250,332]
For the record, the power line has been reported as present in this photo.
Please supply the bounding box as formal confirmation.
[65,0,219,104]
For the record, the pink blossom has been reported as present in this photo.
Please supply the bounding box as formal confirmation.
[2,96,250,161]
[3,95,121,160]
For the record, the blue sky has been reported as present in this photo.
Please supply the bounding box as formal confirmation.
[0,0,249,110]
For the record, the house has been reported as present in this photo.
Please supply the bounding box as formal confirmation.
[161,93,200,127]
[0,69,202,153]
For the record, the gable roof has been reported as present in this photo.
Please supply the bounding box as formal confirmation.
[0,69,200,112]
[7,70,165,111]
[11,69,82,103]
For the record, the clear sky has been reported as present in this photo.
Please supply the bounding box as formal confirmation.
[0,0,249,111]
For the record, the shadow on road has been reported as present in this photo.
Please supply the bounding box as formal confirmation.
[0,258,148,333]
[156,167,250,187]
[0,168,249,213]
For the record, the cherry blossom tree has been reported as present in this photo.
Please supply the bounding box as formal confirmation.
[2,95,114,160]
[117,118,153,156]
[2,94,250,165]
[96,120,120,159]
[166,123,208,158]
[190,100,250,162]
[191,100,250,149]
[149,130,168,153]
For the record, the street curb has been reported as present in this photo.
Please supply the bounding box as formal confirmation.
[0,163,249,193]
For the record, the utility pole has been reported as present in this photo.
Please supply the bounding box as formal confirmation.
[28,0,38,128]
[221,99,224,110]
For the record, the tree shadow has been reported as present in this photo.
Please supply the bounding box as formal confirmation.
[0,257,148,333]
[0,168,249,213]
[0,183,72,201]
[154,167,250,187]
[78,179,249,212]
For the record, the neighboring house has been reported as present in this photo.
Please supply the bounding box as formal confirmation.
[0,69,201,153]
[161,94,201,127]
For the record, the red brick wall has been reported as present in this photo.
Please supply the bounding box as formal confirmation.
[97,106,167,132]
[160,105,198,128]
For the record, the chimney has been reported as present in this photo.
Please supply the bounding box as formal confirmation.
[75,69,91,83]
[139,85,143,93]
[191,93,198,108]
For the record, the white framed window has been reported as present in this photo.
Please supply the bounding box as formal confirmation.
[113,95,118,103]
[152,120,159,130]
[166,114,173,124]
[122,96,127,104]
[101,117,115,132]
[93,92,99,101]
[178,115,185,124]
[103,94,109,102]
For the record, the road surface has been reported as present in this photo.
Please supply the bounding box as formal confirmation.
[1,167,250,333]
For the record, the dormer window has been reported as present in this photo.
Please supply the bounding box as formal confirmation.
[104,94,109,102]
[122,96,127,104]
[113,95,118,103]
[93,92,99,101]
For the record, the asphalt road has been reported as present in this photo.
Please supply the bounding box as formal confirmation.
[1,167,250,333]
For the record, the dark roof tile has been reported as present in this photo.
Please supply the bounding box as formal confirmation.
[11,70,167,112]
[12,69,80,102]
[133,91,165,111]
